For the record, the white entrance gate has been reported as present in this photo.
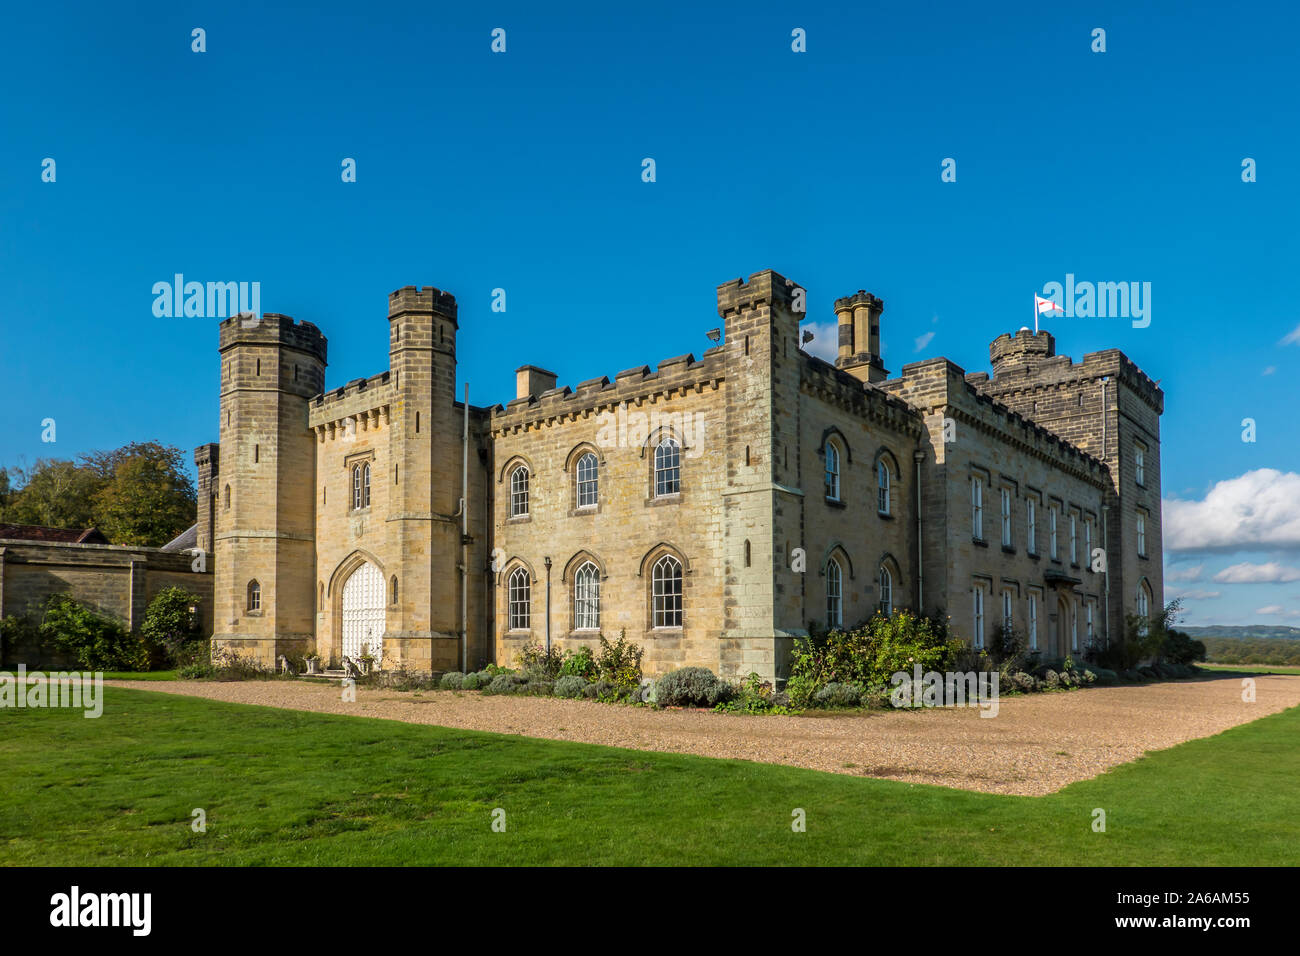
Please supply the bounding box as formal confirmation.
[341,562,386,663]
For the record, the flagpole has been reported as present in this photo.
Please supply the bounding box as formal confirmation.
[1034,295,1038,335]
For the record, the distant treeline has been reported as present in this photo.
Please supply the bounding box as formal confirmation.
[1180,625,1300,640]
[1202,637,1300,666]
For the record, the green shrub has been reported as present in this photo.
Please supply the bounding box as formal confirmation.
[460,672,484,690]
[485,673,527,695]
[554,675,588,699]
[0,612,40,667]
[654,667,725,707]
[529,680,555,697]
[439,671,465,690]
[559,645,598,680]
[140,587,204,667]
[39,594,149,671]
[595,632,643,691]
[1163,629,1207,666]
[812,682,862,708]
[788,610,962,708]
[582,679,617,700]
[517,641,566,680]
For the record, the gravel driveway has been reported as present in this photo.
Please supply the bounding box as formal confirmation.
[104,674,1300,795]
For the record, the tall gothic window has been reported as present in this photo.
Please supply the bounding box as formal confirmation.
[574,561,600,629]
[652,554,683,627]
[510,465,530,517]
[576,452,598,509]
[508,567,531,629]
[654,439,681,497]
[824,441,841,501]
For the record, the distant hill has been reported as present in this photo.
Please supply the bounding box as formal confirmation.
[1179,625,1300,640]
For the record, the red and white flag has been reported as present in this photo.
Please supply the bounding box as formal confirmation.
[1035,294,1063,314]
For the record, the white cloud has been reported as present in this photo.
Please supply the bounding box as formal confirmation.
[914,331,935,352]
[1164,469,1300,552]
[1281,324,1300,346]
[800,321,839,364]
[1165,564,1203,582]
[1263,366,1276,376]
[1170,588,1221,600]
[1213,561,1300,583]
[1255,605,1300,618]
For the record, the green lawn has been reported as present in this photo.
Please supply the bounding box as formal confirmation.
[1,686,1297,865]
[1201,663,1300,677]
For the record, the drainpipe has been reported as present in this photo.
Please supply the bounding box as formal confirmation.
[914,449,924,612]
[544,556,553,655]
[461,383,469,673]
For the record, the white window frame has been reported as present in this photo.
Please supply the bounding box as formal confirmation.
[826,558,844,628]
[1002,588,1013,632]
[1028,590,1039,650]
[878,564,892,616]
[576,452,598,509]
[1135,443,1146,487]
[509,465,530,517]
[654,439,681,497]
[971,476,984,540]
[1027,498,1037,555]
[825,442,841,501]
[973,584,985,649]
[574,561,600,630]
[1069,512,1078,564]
[1049,506,1059,559]
[1137,511,1147,557]
[1001,487,1012,547]
[1070,599,1079,651]
[877,460,891,515]
[508,567,531,630]
[652,554,683,628]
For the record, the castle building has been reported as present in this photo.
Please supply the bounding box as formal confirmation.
[199,269,1162,682]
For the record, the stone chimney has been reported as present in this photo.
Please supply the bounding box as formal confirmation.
[515,365,558,399]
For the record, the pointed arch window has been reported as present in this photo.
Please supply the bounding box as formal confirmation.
[247,580,261,612]
[351,463,371,510]
[651,554,683,627]
[878,460,891,514]
[508,567,531,630]
[826,557,844,628]
[510,465,530,517]
[878,564,893,616]
[574,561,601,629]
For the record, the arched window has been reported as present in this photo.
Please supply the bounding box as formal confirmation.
[508,567,531,629]
[1136,581,1151,636]
[246,580,261,612]
[362,462,371,507]
[826,558,843,628]
[510,465,530,517]
[574,561,600,629]
[576,452,598,509]
[390,575,398,605]
[877,460,891,515]
[651,554,683,627]
[824,441,841,501]
[654,439,681,497]
[878,564,893,616]
[223,484,231,510]
[352,465,363,510]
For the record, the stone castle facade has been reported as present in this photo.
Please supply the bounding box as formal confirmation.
[198,269,1163,682]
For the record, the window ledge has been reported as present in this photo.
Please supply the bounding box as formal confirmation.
[877,510,894,520]
[645,494,683,508]
[972,537,988,548]
[825,497,846,509]
[1001,545,1016,554]
[506,514,532,524]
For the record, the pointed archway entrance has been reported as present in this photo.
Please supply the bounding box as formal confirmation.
[341,561,386,662]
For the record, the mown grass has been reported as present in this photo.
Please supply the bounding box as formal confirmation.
[1201,663,1300,677]
[0,687,1296,866]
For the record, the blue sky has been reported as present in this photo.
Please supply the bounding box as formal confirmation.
[2,0,1298,626]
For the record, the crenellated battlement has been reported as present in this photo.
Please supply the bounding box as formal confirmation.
[388,285,458,323]
[716,270,801,318]
[218,313,328,363]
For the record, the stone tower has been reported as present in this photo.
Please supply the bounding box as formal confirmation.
[717,270,806,680]
[976,328,1164,643]
[193,441,218,555]
[834,290,887,383]
[384,286,464,670]
[212,314,327,663]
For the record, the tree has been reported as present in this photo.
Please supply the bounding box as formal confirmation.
[0,442,195,546]
[0,459,104,529]
[140,587,204,665]
[91,443,195,546]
